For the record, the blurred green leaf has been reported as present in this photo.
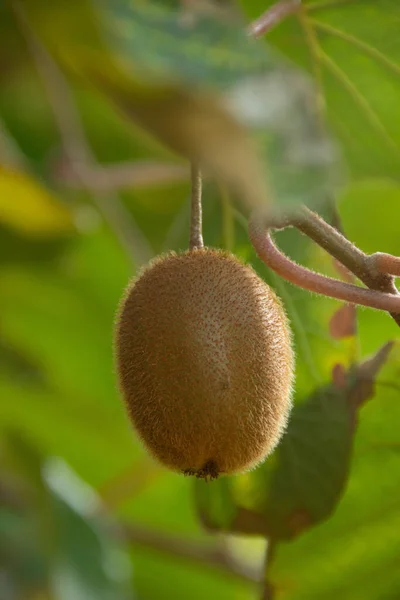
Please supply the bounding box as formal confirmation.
[101,1,267,87]
[9,0,341,209]
[240,0,400,183]
[338,179,400,357]
[0,166,73,237]
[265,341,400,600]
[44,458,132,600]
[0,335,45,386]
[234,382,354,540]
[195,342,393,540]
[0,226,139,485]
[338,179,400,256]
[0,435,133,600]
[101,0,342,207]
[196,476,237,530]
[0,505,50,600]
[120,473,256,600]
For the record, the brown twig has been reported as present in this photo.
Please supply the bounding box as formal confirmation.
[246,3,400,326]
[292,208,395,291]
[249,208,400,325]
[0,473,259,584]
[189,162,204,250]
[247,0,301,38]
[55,159,189,192]
[293,207,400,326]
[11,0,153,266]
[121,522,260,583]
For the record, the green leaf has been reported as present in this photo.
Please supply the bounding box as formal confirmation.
[0,335,45,386]
[337,179,400,357]
[0,227,138,484]
[0,166,74,237]
[239,0,400,183]
[100,1,268,88]
[239,383,353,540]
[265,340,400,600]
[196,476,237,530]
[44,458,133,600]
[338,179,400,257]
[0,505,50,599]
[12,0,341,209]
[195,343,393,539]
[196,380,353,538]
[0,435,133,600]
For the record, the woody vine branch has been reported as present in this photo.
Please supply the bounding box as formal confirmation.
[249,206,400,327]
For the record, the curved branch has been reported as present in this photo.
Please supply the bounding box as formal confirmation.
[293,207,397,292]
[249,209,400,317]
[292,207,400,327]
[122,522,260,583]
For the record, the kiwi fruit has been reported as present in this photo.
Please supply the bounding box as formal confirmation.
[115,248,294,480]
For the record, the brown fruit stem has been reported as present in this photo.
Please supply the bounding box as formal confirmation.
[189,162,204,250]
[249,207,400,326]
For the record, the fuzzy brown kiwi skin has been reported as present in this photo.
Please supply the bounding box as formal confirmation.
[115,248,294,480]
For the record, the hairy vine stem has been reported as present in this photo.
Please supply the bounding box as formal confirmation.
[246,1,400,326]
[189,162,204,250]
[249,207,400,327]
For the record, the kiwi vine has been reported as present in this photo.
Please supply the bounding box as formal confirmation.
[11,2,400,599]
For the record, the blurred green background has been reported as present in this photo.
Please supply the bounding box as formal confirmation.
[1,1,400,599]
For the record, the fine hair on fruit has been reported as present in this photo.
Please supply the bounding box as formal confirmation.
[115,248,294,480]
